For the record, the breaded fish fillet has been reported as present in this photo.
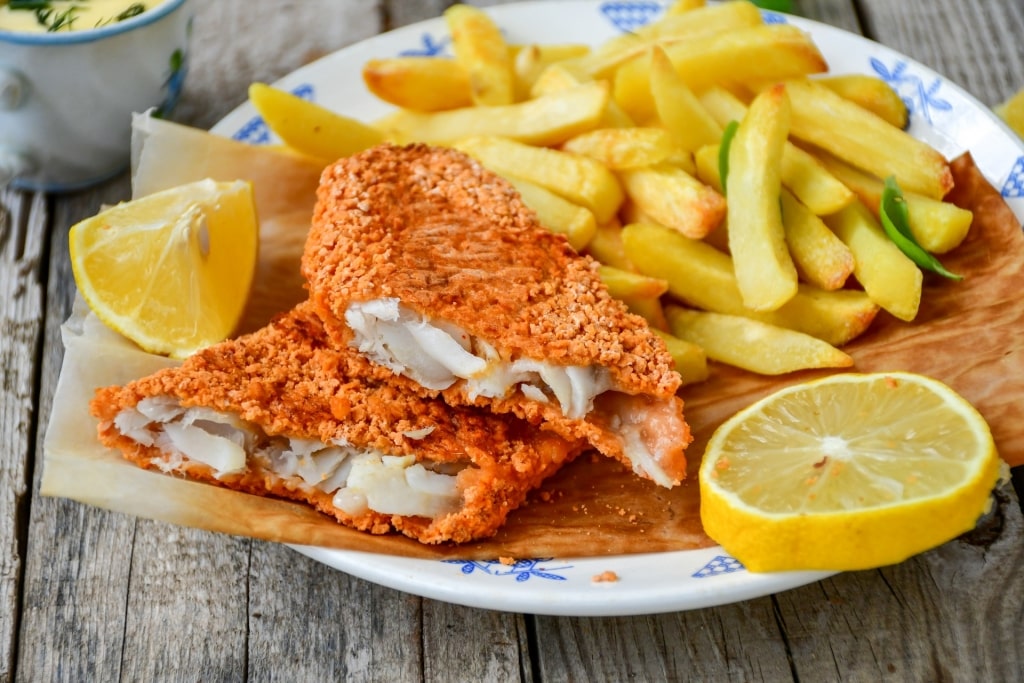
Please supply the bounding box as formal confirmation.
[90,302,583,544]
[302,143,692,487]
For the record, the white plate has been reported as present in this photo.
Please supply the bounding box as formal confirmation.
[210,1,1024,617]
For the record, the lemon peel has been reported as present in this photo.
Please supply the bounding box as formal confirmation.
[699,372,1002,572]
[69,178,258,359]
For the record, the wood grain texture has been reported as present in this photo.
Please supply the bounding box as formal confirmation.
[857,0,1024,106]
[0,189,46,682]
[5,1,1024,682]
[16,181,136,683]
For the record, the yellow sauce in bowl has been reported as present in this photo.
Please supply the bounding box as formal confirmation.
[0,0,167,33]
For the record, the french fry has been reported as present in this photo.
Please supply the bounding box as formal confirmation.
[783,77,953,199]
[693,143,724,194]
[248,83,385,163]
[627,295,671,331]
[582,0,762,80]
[445,4,515,106]
[824,201,923,322]
[561,127,677,169]
[653,329,710,385]
[362,57,472,112]
[699,86,855,214]
[378,81,609,147]
[504,175,597,251]
[599,265,669,299]
[726,84,798,311]
[817,74,908,129]
[663,0,708,15]
[649,45,722,152]
[529,63,635,128]
[454,135,624,223]
[779,189,855,291]
[621,222,879,346]
[815,152,973,253]
[637,1,763,42]
[666,306,853,375]
[584,220,633,269]
[618,164,726,239]
[695,141,854,290]
[512,43,591,100]
[612,24,828,123]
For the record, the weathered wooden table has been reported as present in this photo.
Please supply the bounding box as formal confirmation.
[3,1,1023,680]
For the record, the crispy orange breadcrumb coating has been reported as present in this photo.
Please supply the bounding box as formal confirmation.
[303,143,678,396]
[301,143,691,483]
[90,303,584,544]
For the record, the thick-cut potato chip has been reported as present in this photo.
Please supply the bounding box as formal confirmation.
[817,152,973,253]
[780,189,855,291]
[699,86,854,215]
[666,306,853,375]
[784,78,953,199]
[613,24,827,123]
[824,201,923,322]
[503,175,597,250]
[618,164,725,239]
[362,57,472,112]
[455,135,624,223]
[512,43,591,100]
[637,1,762,42]
[378,81,609,147]
[561,127,676,169]
[599,265,669,299]
[248,83,384,163]
[445,4,515,106]
[649,45,722,152]
[529,63,635,128]
[817,74,908,129]
[726,84,797,311]
[584,220,633,269]
[621,222,879,346]
[653,328,709,385]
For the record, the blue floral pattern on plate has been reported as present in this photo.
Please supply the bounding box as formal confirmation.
[231,83,316,144]
[600,1,662,33]
[1002,157,1024,198]
[870,57,952,125]
[693,555,746,578]
[444,558,573,581]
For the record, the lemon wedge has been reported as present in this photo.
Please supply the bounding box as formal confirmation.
[69,179,258,359]
[699,372,1003,572]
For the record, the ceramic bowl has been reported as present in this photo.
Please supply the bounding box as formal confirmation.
[0,0,194,192]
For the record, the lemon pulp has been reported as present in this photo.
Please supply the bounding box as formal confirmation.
[699,372,1002,572]
[69,179,258,359]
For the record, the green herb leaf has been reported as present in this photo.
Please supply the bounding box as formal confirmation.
[718,120,740,196]
[879,176,963,281]
[10,0,51,10]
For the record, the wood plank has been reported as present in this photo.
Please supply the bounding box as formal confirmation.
[247,542,423,682]
[778,484,1024,681]
[792,0,862,33]
[535,599,793,681]
[857,0,1024,107]
[118,525,250,682]
[173,0,384,130]
[16,180,136,682]
[0,188,47,682]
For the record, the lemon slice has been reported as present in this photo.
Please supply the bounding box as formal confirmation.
[69,179,258,359]
[699,372,1003,572]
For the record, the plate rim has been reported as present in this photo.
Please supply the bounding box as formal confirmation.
[204,0,1024,616]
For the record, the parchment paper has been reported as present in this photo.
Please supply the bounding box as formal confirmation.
[40,150,1023,561]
